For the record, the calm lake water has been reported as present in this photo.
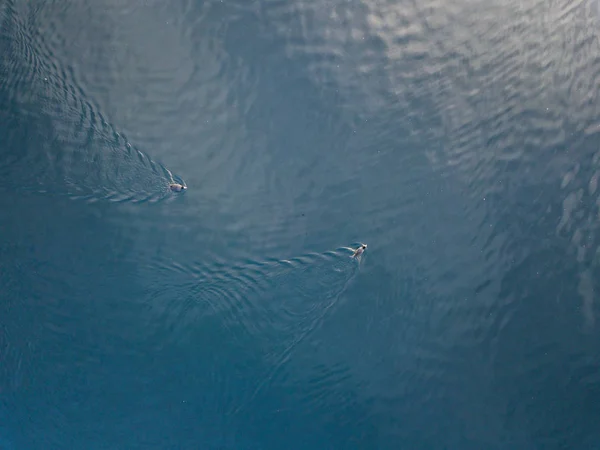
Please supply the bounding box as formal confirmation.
[2,0,600,448]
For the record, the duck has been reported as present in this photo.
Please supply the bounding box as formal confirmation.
[169,183,187,192]
[351,243,367,259]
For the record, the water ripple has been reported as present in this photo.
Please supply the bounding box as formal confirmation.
[0,1,184,204]
[141,245,362,411]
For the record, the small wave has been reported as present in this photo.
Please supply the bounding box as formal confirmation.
[218,248,361,413]
[142,246,361,411]
[0,3,184,204]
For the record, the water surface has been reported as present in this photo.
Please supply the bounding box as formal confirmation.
[2,0,600,448]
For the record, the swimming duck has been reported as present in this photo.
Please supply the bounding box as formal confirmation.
[351,243,367,259]
[169,183,187,192]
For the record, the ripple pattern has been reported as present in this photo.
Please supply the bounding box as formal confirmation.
[4,0,600,446]
[0,1,185,204]
[262,0,600,326]
[141,245,361,412]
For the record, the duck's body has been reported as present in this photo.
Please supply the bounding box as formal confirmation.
[351,243,367,259]
[169,183,187,192]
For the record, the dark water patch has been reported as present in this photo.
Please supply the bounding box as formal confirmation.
[0,190,222,448]
[489,248,600,447]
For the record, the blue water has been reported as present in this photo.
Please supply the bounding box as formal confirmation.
[2,0,600,448]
